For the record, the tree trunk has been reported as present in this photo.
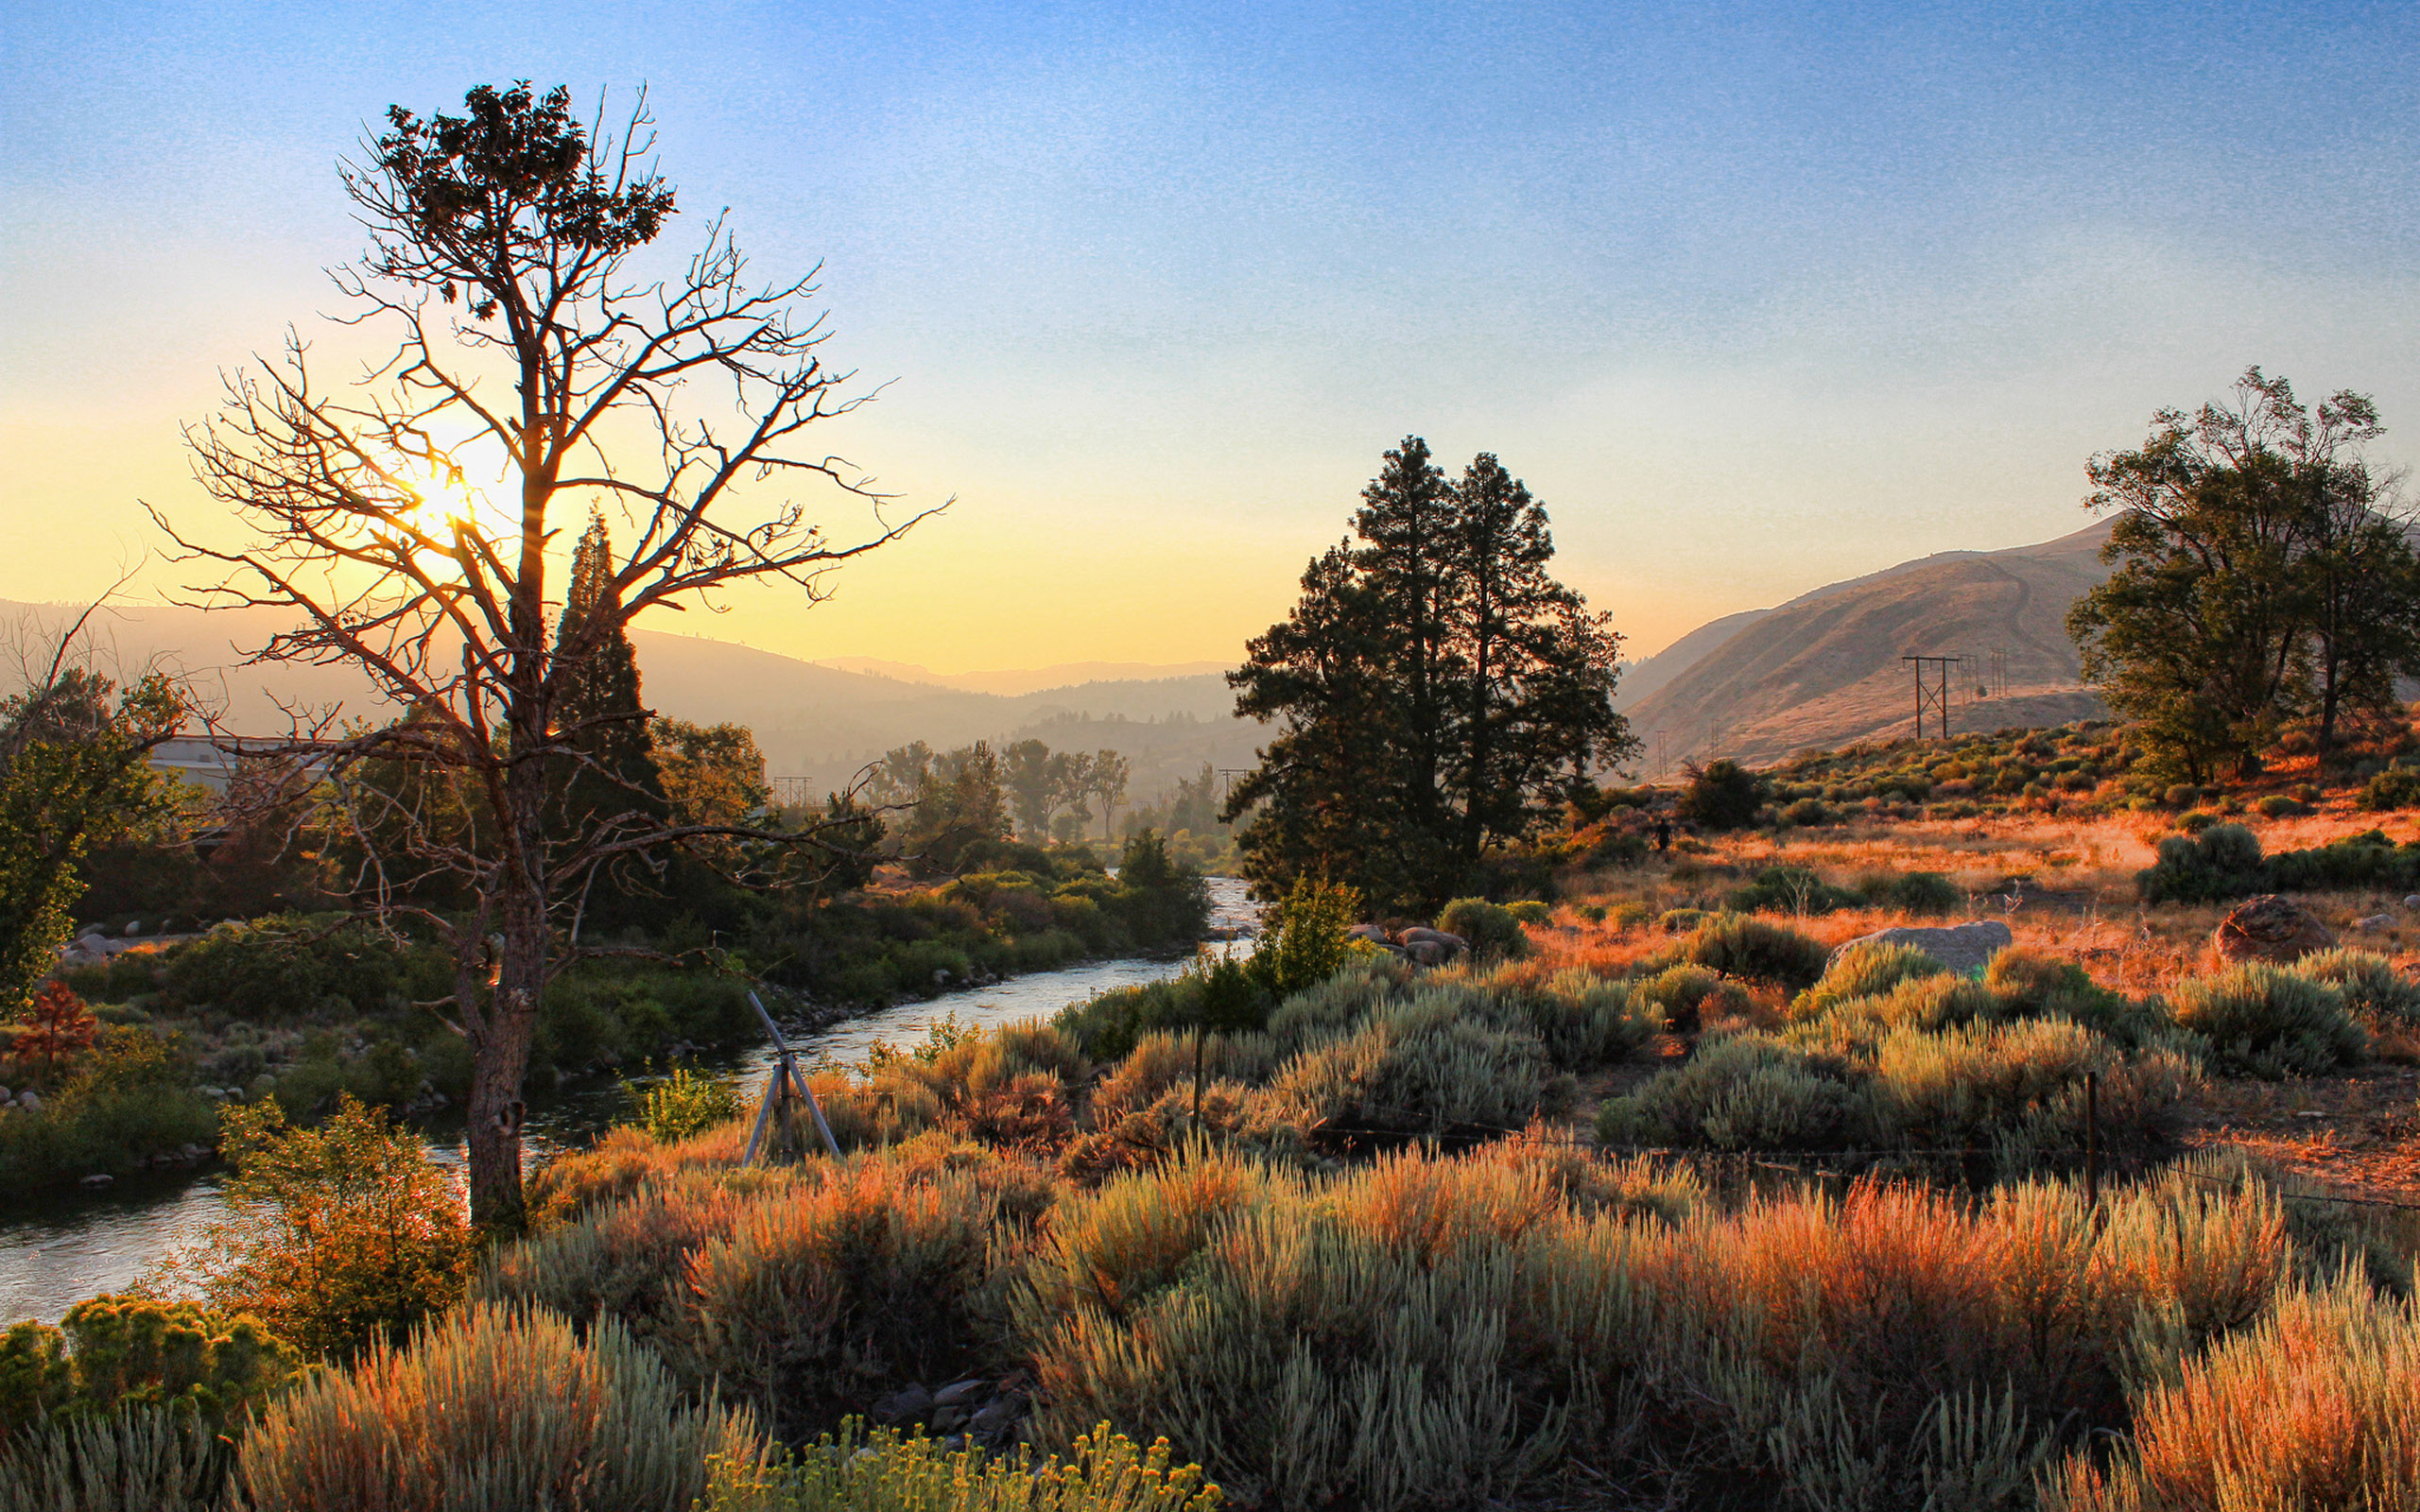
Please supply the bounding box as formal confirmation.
[465,739,553,1234]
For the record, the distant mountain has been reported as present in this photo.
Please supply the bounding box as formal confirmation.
[813,656,1231,696]
[0,602,1259,806]
[1622,520,2117,768]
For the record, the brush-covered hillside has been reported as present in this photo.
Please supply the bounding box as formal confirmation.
[1623,520,2116,766]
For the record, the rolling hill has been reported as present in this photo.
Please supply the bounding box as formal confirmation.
[0,601,1258,808]
[1620,520,2117,769]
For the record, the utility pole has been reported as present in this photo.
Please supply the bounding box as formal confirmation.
[1903,655,1958,741]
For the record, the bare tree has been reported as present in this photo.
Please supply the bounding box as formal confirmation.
[153,82,941,1229]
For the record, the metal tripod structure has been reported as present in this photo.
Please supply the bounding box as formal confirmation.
[743,990,842,1164]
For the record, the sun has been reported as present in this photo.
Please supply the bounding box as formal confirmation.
[390,458,516,543]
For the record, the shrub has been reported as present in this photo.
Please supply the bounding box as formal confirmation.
[2291,947,2420,1030]
[2045,1270,2420,1512]
[235,1302,761,1512]
[1981,949,2152,1040]
[2252,793,2309,818]
[0,1025,217,1190]
[1596,1034,1868,1151]
[2169,964,2370,1078]
[180,1094,478,1361]
[1270,990,1554,1141]
[2136,823,2268,904]
[1681,913,1829,989]
[1434,898,1530,960]
[1723,866,1862,917]
[2360,767,2420,811]
[1862,870,1962,915]
[0,1295,294,1436]
[1500,968,1660,1067]
[1249,877,1362,995]
[701,1419,1220,1512]
[1779,797,1833,827]
[1654,906,1707,934]
[1677,759,1766,831]
[158,916,436,1017]
[1790,941,1950,1022]
[627,1064,745,1143]
[0,1406,230,1512]
[1635,965,1725,1034]
[680,1160,1005,1437]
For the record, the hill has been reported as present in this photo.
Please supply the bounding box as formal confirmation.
[0,601,1256,808]
[1621,520,2116,768]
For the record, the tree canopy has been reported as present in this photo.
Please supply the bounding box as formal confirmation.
[2068,369,2420,782]
[1226,438,1632,912]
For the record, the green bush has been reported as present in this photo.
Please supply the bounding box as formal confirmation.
[235,1302,760,1512]
[1681,913,1829,989]
[702,1419,1219,1512]
[2289,948,2420,1031]
[1595,1034,1868,1151]
[1790,941,1949,1022]
[1250,877,1361,995]
[158,917,441,1017]
[1270,990,1554,1141]
[0,1406,231,1512]
[1677,759,1767,832]
[1654,907,1707,934]
[627,1064,745,1143]
[2170,964,2369,1078]
[1434,898,1530,960]
[2360,767,2420,811]
[1634,965,1725,1035]
[0,1026,218,1191]
[2253,793,2310,818]
[1721,866,1861,916]
[1861,870,1962,915]
[0,1295,294,1436]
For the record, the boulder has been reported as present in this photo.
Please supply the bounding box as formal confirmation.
[931,1378,989,1409]
[873,1383,932,1424]
[2213,895,2336,964]
[1829,920,2014,977]
[1345,923,1392,945]
[2355,914,2394,932]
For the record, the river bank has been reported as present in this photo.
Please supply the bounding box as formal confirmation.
[0,878,1257,1324]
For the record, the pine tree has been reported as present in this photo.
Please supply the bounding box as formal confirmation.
[550,515,666,919]
[1228,441,1632,913]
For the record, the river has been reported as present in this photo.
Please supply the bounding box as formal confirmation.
[0,878,1258,1325]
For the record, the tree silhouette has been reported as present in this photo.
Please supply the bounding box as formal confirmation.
[154,83,939,1228]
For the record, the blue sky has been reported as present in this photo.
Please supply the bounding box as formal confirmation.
[3,0,2414,665]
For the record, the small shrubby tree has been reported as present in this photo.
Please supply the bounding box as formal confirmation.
[181,1095,478,1361]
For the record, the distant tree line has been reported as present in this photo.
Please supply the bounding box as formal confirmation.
[2069,369,2420,784]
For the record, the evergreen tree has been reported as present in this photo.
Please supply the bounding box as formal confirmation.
[550,515,666,920]
[1227,439,1633,913]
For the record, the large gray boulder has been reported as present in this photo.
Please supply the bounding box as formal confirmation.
[1829,919,2014,977]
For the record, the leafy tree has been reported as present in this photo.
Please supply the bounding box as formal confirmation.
[1002,739,1090,844]
[0,662,182,1017]
[1083,748,1130,843]
[2069,369,2414,780]
[1250,876,1362,997]
[4,982,96,1086]
[1228,439,1632,910]
[182,1094,478,1361]
[158,82,936,1228]
[655,720,770,867]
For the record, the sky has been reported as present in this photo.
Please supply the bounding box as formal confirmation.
[3,0,2415,670]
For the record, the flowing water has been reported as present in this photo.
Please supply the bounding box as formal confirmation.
[0,878,1258,1324]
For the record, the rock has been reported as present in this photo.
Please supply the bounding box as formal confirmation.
[79,1173,112,1188]
[1345,923,1391,945]
[180,1143,205,1161]
[929,1405,969,1432]
[18,1091,41,1112]
[0,1086,9,1105]
[931,1378,989,1409]
[1829,920,2014,976]
[933,969,952,987]
[968,1397,1022,1437]
[2406,895,2420,911]
[124,920,142,936]
[2212,895,2336,964]
[873,1383,932,1423]
[2356,914,2394,932]
[1396,927,1467,951]
[1403,938,1452,967]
